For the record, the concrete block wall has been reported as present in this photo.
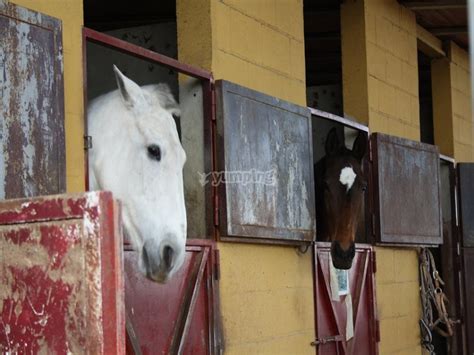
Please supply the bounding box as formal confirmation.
[178,0,314,353]
[341,0,423,354]
[10,0,85,193]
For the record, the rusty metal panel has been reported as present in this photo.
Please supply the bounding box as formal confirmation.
[124,240,222,354]
[0,2,65,199]
[462,248,474,355]
[215,80,315,244]
[371,133,442,245]
[313,243,378,354]
[0,192,125,354]
[457,163,474,247]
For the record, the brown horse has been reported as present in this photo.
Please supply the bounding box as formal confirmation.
[314,128,367,269]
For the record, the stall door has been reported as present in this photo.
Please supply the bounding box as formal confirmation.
[0,192,124,354]
[0,2,65,199]
[124,240,222,354]
[457,163,474,354]
[313,243,378,355]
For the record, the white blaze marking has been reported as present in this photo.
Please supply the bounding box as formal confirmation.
[339,166,356,192]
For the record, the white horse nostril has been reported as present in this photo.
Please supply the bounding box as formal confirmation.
[162,245,174,271]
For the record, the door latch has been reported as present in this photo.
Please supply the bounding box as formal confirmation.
[311,334,344,346]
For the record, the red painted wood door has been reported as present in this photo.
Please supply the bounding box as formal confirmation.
[124,240,222,355]
[313,243,378,355]
[0,192,125,354]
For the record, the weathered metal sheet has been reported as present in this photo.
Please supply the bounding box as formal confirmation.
[215,80,315,244]
[124,240,222,354]
[462,248,474,355]
[457,163,474,248]
[0,192,125,354]
[371,133,442,245]
[0,2,65,199]
[313,243,378,354]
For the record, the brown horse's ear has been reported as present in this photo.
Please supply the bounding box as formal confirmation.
[352,131,368,161]
[325,127,343,156]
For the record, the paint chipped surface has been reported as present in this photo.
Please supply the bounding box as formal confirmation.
[339,166,356,192]
[0,192,124,354]
[0,1,65,199]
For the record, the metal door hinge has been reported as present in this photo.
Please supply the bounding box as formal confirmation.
[213,249,220,281]
[372,250,377,274]
[371,212,376,237]
[214,193,219,226]
[310,335,344,346]
[84,135,92,150]
[369,138,373,162]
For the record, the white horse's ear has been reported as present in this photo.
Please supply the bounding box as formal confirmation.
[113,65,146,109]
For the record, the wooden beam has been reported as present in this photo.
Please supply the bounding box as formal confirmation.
[428,26,468,36]
[416,25,446,58]
[400,1,466,10]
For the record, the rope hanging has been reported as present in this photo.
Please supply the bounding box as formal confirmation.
[419,248,458,354]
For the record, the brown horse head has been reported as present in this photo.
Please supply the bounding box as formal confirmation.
[315,128,367,269]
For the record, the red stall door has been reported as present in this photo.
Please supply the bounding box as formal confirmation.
[0,192,124,354]
[124,240,222,355]
[313,243,378,355]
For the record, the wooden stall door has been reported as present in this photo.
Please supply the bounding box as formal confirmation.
[370,133,442,245]
[0,2,65,199]
[215,80,315,245]
[124,240,222,355]
[457,163,474,355]
[313,243,378,355]
[0,192,124,354]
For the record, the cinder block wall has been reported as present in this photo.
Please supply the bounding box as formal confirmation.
[341,0,423,353]
[178,0,315,353]
[10,0,85,193]
[432,42,473,162]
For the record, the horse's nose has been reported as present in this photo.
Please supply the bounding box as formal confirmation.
[331,240,356,270]
[142,239,176,283]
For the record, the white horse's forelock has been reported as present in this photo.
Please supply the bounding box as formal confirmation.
[339,166,357,192]
[88,67,186,283]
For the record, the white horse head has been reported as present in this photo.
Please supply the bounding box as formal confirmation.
[88,65,187,283]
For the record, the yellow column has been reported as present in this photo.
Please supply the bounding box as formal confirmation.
[177,0,314,353]
[341,1,422,354]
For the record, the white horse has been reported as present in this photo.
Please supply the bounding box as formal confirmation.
[88,65,187,283]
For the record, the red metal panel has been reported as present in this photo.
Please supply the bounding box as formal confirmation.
[0,2,65,199]
[124,239,222,355]
[0,192,124,354]
[313,242,378,355]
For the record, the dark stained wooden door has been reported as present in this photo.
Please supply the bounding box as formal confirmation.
[124,240,222,354]
[0,2,65,199]
[457,163,474,355]
[313,243,378,355]
[0,192,125,354]
[215,80,315,244]
[370,133,442,245]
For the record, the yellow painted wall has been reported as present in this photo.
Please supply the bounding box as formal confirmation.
[449,43,473,162]
[432,42,473,162]
[10,0,85,193]
[178,0,314,353]
[341,0,422,353]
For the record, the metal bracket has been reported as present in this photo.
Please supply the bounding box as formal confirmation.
[84,135,93,150]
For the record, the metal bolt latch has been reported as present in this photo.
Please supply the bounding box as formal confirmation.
[311,334,344,346]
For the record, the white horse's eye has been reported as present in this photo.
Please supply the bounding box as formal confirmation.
[147,144,161,161]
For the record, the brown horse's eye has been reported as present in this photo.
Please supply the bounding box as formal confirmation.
[361,182,367,192]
